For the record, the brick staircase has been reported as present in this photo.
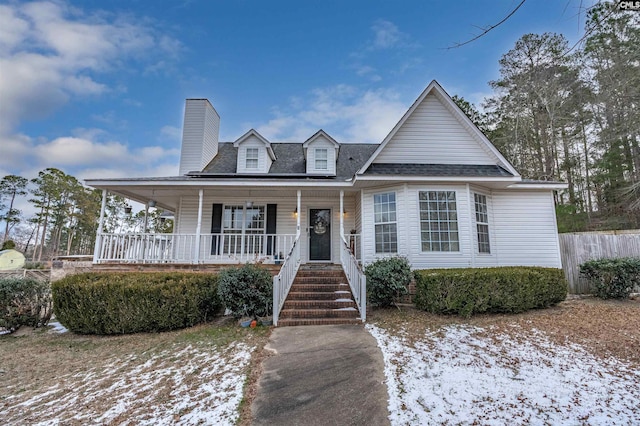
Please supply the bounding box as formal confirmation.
[278,264,362,326]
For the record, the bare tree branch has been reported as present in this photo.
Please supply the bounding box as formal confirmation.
[447,0,527,49]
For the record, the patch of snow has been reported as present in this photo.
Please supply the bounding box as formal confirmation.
[366,324,640,425]
[48,320,68,334]
[335,298,353,302]
[9,342,254,426]
[333,307,357,311]
[334,290,350,294]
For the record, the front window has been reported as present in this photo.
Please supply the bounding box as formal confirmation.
[474,193,491,254]
[419,191,459,252]
[223,205,265,254]
[374,192,397,253]
[315,148,328,170]
[246,148,259,169]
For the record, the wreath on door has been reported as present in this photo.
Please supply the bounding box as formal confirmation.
[313,216,327,235]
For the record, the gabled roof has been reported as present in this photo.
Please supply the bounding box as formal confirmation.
[357,80,519,177]
[200,142,378,180]
[302,129,340,149]
[233,129,276,160]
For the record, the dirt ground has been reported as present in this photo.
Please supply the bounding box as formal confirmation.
[0,317,270,425]
[369,296,640,367]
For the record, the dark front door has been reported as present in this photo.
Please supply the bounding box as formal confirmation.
[309,208,331,261]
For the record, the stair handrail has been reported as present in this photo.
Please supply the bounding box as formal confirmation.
[273,235,301,326]
[340,237,366,321]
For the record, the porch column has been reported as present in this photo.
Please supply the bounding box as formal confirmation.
[296,190,301,238]
[92,189,108,263]
[194,188,204,264]
[339,190,344,241]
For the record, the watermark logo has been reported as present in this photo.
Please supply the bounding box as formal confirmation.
[618,1,640,11]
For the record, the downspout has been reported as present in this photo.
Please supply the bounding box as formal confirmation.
[194,189,203,264]
[92,189,107,264]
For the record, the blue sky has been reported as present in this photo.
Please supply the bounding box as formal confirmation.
[1,0,597,182]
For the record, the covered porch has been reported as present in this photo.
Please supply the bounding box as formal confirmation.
[90,184,363,266]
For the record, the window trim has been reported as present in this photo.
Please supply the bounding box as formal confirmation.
[473,193,491,254]
[245,147,259,170]
[314,148,328,170]
[418,190,460,253]
[373,191,398,254]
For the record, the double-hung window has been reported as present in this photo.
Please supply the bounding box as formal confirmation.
[474,193,491,254]
[246,148,259,170]
[222,205,265,254]
[419,191,459,251]
[315,148,328,170]
[374,192,397,253]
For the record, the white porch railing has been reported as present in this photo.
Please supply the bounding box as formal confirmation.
[340,237,366,321]
[273,236,301,326]
[96,233,296,264]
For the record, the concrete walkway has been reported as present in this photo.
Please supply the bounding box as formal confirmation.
[251,324,390,426]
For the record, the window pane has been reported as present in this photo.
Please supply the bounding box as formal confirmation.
[474,193,490,254]
[374,192,397,253]
[419,191,459,252]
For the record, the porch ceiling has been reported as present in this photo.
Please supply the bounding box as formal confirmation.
[86,184,360,212]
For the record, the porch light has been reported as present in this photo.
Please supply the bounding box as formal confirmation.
[124,205,132,214]
[293,207,298,217]
[148,200,157,207]
[342,209,347,216]
[246,201,254,208]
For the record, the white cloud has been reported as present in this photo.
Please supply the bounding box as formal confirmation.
[371,20,405,49]
[256,85,408,144]
[0,1,180,133]
[0,1,182,184]
[159,125,182,142]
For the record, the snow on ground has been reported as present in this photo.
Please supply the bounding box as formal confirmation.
[366,324,640,425]
[4,342,253,426]
[47,320,68,334]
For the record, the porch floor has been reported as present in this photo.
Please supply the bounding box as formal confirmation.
[277,264,361,327]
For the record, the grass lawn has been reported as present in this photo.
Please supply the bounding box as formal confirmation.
[367,297,640,425]
[0,318,270,426]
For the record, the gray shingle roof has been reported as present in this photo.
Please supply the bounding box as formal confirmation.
[199,142,378,180]
[363,163,513,177]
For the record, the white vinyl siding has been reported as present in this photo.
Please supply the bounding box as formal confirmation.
[419,191,460,252]
[373,192,397,253]
[491,190,562,268]
[179,99,220,175]
[175,192,357,264]
[236,136,272,173]
[474,193,490,254]
[373,92,497,165]
[305,136,337,175]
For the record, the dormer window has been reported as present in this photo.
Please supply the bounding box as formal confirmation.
[315,148,328,170]
[246,148,259,169]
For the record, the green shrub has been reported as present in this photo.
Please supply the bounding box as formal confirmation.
[1,240,16,251]
[0,278,52,333]
[414,267,567,317]
[365,256,411,307]
[217,264,272,318]
[52,272,220,335]
[580,257,640,299]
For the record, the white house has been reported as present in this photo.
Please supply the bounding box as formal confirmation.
[85,80,566,325]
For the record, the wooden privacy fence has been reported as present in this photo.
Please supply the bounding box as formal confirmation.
[559,231,640,294]
[0,269,51,281]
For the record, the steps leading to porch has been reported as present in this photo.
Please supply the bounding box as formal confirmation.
[278,264,362,326]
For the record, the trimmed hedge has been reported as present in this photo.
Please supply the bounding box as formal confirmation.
[414,267,567,317]
[52,272,220,335]
[217,264,273,318]
[365,256,411,307]
[580,257,640,299]
[0,278,52,333]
